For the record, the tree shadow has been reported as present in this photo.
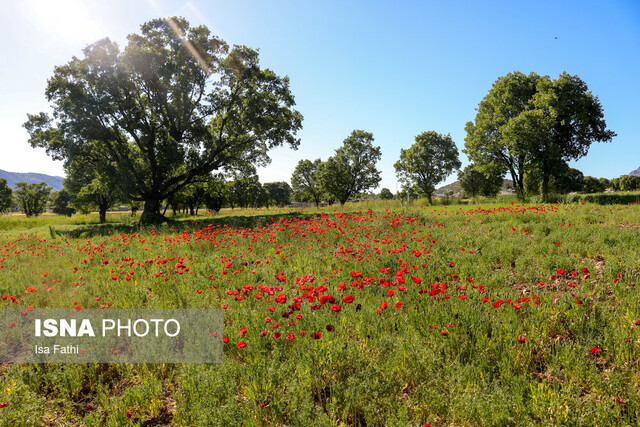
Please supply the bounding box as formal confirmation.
[54,211,306,238]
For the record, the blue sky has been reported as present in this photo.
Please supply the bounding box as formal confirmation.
[1,0,639,191]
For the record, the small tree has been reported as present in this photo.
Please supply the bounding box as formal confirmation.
[394,131,461,205]
[228,173,263,209]
[320,130,381,205]
[291,159,324,207]
[0,179,12,213]
[397,185,421,205]
[14,182,52,217]
[128,201,142,216]
[50,189,75,216]
[599,177,611,191]
[379,188,394,200]
[581,176,606,194]
[264,182,292,207]
[458,165,503,198]
[203,176,228,213]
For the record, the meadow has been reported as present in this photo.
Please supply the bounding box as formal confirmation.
[1,200,640,426]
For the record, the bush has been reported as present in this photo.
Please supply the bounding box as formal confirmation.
[568,192,640,205]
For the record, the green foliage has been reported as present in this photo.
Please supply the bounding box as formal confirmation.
[464,71,615,201]
[0,178,12,213]
[227,172,265,209]
[554,167,584,194]
[612,175,640,192]
[291,159,324,207]
[49,189,75,217]
[458,165,503,198]
[379,188,394,200]
[24,17,302,223]
[581,176,607,194]
[568,192,640,204]
[320,130,382,205]
[202,176,228,213]
[395,131,461,205]
[264,182,292,207]
[3,203,640,424]
[14,182,52,217]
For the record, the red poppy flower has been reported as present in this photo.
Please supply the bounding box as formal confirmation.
[330,304,341,312]
[342,295,355,304]
[237,341,246,349]
[591,346,601,354]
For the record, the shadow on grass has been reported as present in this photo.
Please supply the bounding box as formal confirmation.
[54,211,306,238]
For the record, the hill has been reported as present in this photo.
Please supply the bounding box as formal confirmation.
[630,167,640,177]
[436,179,514,194]
[0,169,64,191]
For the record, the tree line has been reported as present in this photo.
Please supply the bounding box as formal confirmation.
[20,18,624,223]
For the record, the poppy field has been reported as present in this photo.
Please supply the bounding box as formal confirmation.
[1,201,640,425]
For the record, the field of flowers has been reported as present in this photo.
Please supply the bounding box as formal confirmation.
[1,201,640,425]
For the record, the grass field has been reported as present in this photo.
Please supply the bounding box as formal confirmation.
[1,201,640,425]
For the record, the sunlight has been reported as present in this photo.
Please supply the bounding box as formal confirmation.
[21,0,107,47]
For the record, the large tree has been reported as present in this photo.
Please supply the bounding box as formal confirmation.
[464,71,615,201]
[320,130,382,206]
[394,131,461,205]
[291,159,324,207]
[24,17,302,223]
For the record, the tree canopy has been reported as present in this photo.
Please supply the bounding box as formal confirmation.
[320,130,382,205]
[464,71,615,201]
[264,182,292,207]
[24,17,302,223]
[14,182,52,217]
[0,179,12,213]
[458,165,503,198]
[394,131,461,205]
[291,159,324,207]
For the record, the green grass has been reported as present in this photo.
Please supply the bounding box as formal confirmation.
[1,202,640,425]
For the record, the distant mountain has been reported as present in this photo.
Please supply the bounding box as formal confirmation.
[436,179,514,193]
[436,181,463,193]
[0,169,64,191]
[630,167,640,177]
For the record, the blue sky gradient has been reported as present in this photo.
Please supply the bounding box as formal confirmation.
[1,0,638,191]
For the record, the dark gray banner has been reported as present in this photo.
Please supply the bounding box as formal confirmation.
[0,309,223,363]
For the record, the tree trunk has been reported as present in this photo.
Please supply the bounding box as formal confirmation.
[189,206,195,216]
[140,197,166,224]
[98,203,108,223]
[509,168,525,201]
[427,193,433,205]
[541,173,550,202]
